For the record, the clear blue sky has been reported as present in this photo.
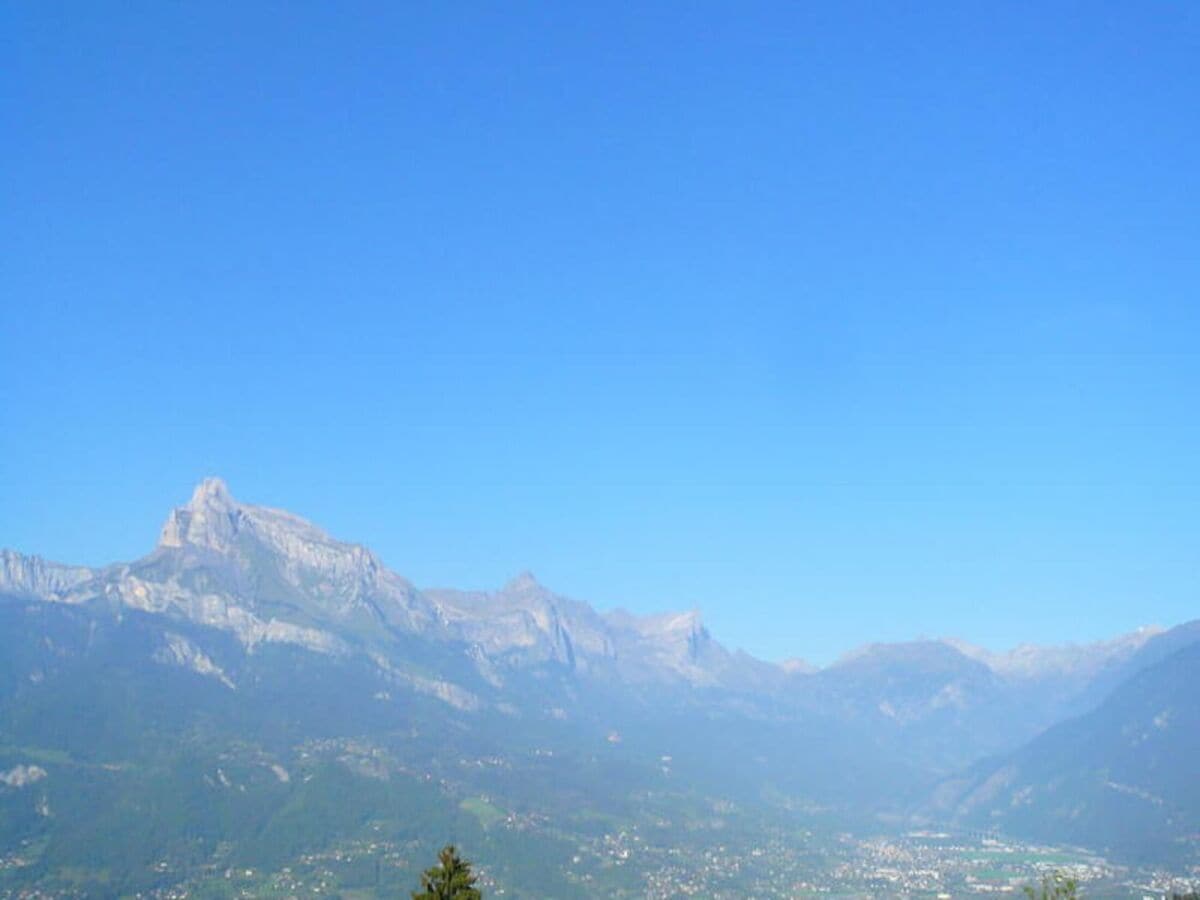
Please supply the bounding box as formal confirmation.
[2,2,1198,664]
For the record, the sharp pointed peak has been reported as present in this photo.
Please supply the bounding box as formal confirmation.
[503,570,543,593]
[160,477,241,549]
[189,476,235,509]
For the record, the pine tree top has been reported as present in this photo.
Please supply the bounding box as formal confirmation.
[411,844,482,900]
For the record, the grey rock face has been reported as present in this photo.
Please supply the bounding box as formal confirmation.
[156,477,436,632]
[605,608,721,684]
[158,477,241,550]
[1,480,417,662]
[3,479,754,711]
[153,632,236,690]
[0,549,94,599]
[426,572,616,674]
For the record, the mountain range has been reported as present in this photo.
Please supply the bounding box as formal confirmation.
[1,479,1196,894]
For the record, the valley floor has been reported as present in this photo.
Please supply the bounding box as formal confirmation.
[7,827,1195,899]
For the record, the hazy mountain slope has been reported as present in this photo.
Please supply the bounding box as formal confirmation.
[787,627,1171,774]
[790,642,1052,772]
[0,593,591,897]
[928,640,1200,864]
[0,583,913,896]
[1071,619,1200,712]
[814,641,1002,725]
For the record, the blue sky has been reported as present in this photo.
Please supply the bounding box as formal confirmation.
[2,2,1198,663]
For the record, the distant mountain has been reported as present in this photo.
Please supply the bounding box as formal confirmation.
[818,640,1002,722]
[1,478,1194,892]
[1071,618,1200,711]
[0,480,1172,753]
[0,479,920,894]
[927,638,1200,864]
[947,628,1160,686]
[783,630,1161,774]
[2,479,1163,717]
[0,478,755,701]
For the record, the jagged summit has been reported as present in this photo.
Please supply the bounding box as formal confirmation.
[158,478,369,566]
[191,476,234,508]
[159,477,244,550]
[146,478,437,631]
[502,570,542,594]
[8,478,755,690]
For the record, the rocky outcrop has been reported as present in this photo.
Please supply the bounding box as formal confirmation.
[606,608,729,685]
[0,549,94,599]
[153,633,236,689]
[156,478,438,632]
[427,572,616,674]
[0,765,48,788]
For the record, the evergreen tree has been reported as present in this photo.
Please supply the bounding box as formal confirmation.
[411,844,482,900]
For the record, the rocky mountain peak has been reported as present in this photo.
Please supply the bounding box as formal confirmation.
[157,479,392,589]
[142,479,438,640]
[159,477,244,551]
[502,570,542,594]
[190,476,235,509]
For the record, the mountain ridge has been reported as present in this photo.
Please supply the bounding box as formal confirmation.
[2,477,1198,894]
[4,478,1188,783]
[2,478,1165,687]
[2,479,757,697]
